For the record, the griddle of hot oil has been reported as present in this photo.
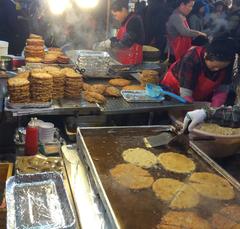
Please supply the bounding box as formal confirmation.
[82,129,240,229]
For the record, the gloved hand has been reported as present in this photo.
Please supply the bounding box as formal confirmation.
[183,109,207,132]
[92,39,111,51]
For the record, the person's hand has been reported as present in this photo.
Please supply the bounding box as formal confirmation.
[183,109,207,132]
[92,39,111,50]
[197,31,207,37]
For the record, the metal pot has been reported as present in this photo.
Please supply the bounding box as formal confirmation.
[0,56,12,71]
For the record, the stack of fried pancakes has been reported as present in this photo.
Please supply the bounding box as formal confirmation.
[25,34,45,63]
[140,70,159,86]
[43,67,65,99]
[64,71,83,98]
[8,78,30,103]
[30,72,53,102]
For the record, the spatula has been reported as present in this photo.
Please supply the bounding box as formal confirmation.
[144,128,189,151]
[144,125,215,150]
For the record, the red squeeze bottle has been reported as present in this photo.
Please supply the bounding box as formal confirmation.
[25,118,38,156]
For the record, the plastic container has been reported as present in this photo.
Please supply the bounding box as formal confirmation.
[25,118,38,156]
[0,41,8,56]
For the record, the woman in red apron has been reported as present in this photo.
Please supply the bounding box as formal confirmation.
[93,0,144,65]
[161,38,236,107]
[166,0,207,60]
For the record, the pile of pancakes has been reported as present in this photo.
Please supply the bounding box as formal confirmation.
[139,69,159,86]
[30,72,53,102]
[64,71,83,98]
[44,47,70,64]
[8,78,30,103]
[25,34,45,63]
[43,66,65,99]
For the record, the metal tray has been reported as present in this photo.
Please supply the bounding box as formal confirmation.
[121,90,165,103]
[6,172,75,229]
[6,97,52,109]
[77,126,240,229]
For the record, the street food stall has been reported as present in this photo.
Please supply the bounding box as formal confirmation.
[1,0,240,228]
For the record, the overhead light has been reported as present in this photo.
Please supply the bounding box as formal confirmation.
[74,0,99,9]
[48,0,71,15]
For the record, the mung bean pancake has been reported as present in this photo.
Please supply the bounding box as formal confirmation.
[110,163,154,189]
[152,178,184,201]
[211,205,240,229]
[158,152,196,173]
[189,172,235,200]
[152,178,199,209]
[156,211,211,229]
[122,147,158,168]
[169,184,200,209]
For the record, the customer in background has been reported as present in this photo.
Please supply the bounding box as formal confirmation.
[142,0,171,59]
[204,0,228,39]
[188,0,206,31]
[161,37,236,107]
[166,0,207,61]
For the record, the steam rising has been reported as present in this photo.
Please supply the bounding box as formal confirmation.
[31,0,107,50]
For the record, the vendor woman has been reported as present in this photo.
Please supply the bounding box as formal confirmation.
[94,0,144,65]
[161,37,236,107]
[167,0,207,60]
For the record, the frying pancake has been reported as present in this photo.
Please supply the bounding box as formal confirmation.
[157,211,211,229]
[211,205,240,229]
[169,184,200,209]
[158,152,196,173]
[122,147,158,168]
[189,172,235,200]
[152,178,184,201]
[110,163,154,189]
[152,178,199,209]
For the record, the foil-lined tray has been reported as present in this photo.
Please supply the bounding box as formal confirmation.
[76,50,110,78]
[6,97,52,109]
[6,172,75,229]
[121,90,165,103]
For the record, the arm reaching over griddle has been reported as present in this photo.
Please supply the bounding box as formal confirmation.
[183,106,240,131]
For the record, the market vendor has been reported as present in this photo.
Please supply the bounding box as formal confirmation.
[93,0,145,65]
[166,0,207,60]
[183,105,240,131]
[161,37,236,107]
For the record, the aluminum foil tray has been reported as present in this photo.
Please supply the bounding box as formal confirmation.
[6,172,75,229]
[77,126,240,229]
[121,90,165,103]
[6,97,52,109]
[75,50,110,78]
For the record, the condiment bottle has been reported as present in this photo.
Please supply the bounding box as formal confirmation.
[25,118,38,156]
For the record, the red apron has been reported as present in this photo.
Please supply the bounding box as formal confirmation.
[116,14,143,65]
[169,19,192,60]
[161,47,226,101]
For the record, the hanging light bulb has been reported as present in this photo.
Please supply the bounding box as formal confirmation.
[74,0,99,9]
[48,0,71,15]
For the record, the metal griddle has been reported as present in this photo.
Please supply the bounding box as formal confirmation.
[77,126,240,229]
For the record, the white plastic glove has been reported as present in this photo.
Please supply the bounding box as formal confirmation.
[183,109,207,131]
[92,39,111,50]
